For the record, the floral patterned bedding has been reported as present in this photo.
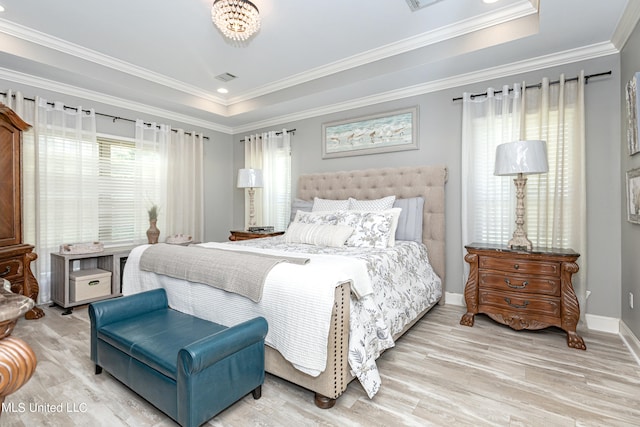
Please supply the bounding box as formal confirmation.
[232,236,442,398]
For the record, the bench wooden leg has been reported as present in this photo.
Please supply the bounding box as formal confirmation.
[251,385,261,399]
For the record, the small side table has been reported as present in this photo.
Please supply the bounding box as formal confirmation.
[460,243,585,350]
[229,230,285,241]
[0,279,37,415]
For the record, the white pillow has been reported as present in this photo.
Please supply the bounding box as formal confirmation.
[312,197,349,212]
[348,195,396,211]
[285,222,353,247]
[335,208,401,248]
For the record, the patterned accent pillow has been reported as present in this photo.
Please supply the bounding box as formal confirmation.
[348,195,396,211]
[293,210,339,225]
[312,197,349,212]
[336,208,400,248]
[284,222,353,247]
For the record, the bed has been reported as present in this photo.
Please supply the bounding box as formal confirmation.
[123,165,447,408]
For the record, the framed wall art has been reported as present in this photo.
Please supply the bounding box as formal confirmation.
[627,167,640,224]
[625,72,640,156]
[322,107,418,159]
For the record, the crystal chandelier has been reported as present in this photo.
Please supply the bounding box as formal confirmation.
[211,0,261,41]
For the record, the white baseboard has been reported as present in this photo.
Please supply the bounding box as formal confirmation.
[445,292,465,306]
[620,321,640,366]
[584,313,620,334]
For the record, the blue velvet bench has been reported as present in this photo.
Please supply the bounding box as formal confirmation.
[89,288,268,427]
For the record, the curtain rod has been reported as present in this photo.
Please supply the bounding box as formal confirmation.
[239,129,296,142]
[451,70,612,102]
[0,92,210,140]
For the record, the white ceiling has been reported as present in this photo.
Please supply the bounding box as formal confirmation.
[0,0,635,134]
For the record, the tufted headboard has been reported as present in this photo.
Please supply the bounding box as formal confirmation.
[296,165,447,294]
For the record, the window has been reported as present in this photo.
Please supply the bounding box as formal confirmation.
[98,138,136,244]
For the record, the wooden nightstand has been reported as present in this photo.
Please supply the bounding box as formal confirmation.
[460,243,585,350]
[228,230,284,241]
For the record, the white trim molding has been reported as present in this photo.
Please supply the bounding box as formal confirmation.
[584,313,620,334]
[620,321,640,366]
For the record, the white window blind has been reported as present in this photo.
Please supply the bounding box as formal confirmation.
[97,138,137,244]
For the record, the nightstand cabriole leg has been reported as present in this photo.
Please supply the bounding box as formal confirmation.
[560,261,586,350]
[460,252,478,327]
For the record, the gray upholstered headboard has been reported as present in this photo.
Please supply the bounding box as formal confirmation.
[296,165,447,293]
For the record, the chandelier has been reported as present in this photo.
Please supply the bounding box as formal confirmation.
[211,0,261,41]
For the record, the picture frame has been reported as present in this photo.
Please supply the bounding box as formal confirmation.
[322,107,418,159]
[627,167,640,224]
[625,72,640,156]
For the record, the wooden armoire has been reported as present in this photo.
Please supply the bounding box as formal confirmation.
[0,104,43,319]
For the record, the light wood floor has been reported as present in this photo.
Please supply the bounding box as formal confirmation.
[5,303,640,426]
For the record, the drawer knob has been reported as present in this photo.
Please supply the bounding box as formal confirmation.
[505,279,528,289]
[0,266,10,277]
[513,264,520,270]
[504,297,529,309]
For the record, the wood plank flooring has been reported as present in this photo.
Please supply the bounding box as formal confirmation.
[5,303,640,426]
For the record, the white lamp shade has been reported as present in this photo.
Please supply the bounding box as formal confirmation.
[494,140,549,176]
[237,168,263,188]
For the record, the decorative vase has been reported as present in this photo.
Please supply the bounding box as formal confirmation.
[147,219,160,244]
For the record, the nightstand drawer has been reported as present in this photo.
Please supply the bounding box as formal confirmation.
[0,257,24,281]
[479,290,561,317]
[479,272,560,296]
[479,257,560,277]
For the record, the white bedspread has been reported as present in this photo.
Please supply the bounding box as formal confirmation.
[124,242,373,376]
[123,237,441,398]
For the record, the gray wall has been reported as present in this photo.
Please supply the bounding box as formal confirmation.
[621,21,640,337]
[1,51,625,319]
[236,54,623,319]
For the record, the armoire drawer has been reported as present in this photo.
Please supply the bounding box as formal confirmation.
[0,257,24,281]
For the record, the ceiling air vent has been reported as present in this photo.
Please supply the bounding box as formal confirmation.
[406,0,445,11]
[215,72,237,82]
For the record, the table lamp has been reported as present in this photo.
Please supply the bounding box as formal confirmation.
[237,168,263,227]
[494,140,549,251]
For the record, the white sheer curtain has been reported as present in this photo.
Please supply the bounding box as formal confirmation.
[461,72,587,313]
[133,121,204,243]
[133,120,168,244]
[0,92,98,304]
[243,129,291,230]
[165,129,204,242]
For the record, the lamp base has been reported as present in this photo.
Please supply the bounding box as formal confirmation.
[507,236,533,251]
[508,173,533,251]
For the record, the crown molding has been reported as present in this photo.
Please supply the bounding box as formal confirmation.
[611,0,640,51]
[0,67,233,134]
[0,18,227,106]
[0,38,618,136]
[229,0,538,104]
[231,41,618,134]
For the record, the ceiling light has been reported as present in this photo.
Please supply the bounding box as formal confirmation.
[0,5,5,12]
[483,0,500,3]
[217,88,229,94]
[211,0,261,41]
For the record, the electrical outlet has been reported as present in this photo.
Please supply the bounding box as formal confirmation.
[630,292,634,309]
